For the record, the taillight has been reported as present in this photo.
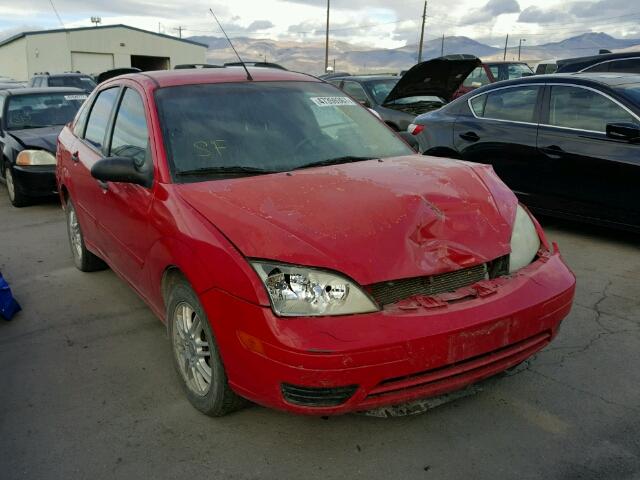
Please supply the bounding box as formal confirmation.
[408,123,424,136]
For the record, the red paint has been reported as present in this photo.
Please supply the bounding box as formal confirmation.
[57,68,576,415]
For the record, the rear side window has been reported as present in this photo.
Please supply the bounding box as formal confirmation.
[606,58,640,74]
[84,87,119,149]
[109,88,149,167]
[548,85,638,132]
[472,86,540,123]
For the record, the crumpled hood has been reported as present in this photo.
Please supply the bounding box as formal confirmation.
[384,54,481,104]
[8,126,62,152]
[176,155,517,285]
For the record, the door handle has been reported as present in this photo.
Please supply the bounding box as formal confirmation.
[540,145,565,158]
[71,151,79,163]
[459,131,480,142]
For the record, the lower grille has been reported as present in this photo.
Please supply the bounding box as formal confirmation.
[281,384,358,407]
[369,263,488,306]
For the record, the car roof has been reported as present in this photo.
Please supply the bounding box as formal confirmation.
[471,72,640,92]
[109,67,319,89]
[1,87,85,96]
[338,75,398,82]
[35,72,92,77]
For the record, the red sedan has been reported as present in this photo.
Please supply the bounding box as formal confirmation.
[56,68,575,416]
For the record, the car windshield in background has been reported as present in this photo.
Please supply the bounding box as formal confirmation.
[5,93,87,130]
[366,79,399,104]
[49,76,96,91]
[155,81,413,181]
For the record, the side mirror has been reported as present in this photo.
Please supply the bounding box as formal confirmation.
[606,122,640,143]
[91,156,153,188]
[398,131,419,151]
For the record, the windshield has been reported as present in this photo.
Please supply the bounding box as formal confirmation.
[49,76,97,91]
[365,79,399,104]
[5,92,88,130]
[155,81,413,181]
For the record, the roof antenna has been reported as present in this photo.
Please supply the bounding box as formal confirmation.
[209,8,253,81]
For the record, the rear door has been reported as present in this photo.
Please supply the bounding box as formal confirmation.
[453,84,545,202]
[72,86,120,254]
[537,84,640,226]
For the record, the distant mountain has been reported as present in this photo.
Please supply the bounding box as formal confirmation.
[187,32,640,74]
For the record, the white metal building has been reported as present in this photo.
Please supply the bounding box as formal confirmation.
[0,24,207,81]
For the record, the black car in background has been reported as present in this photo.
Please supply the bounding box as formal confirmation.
[331,55,480,131]
[0,87,88,207]
[556,52,640,74]
[29,72,97,93]
[408,73,640,231]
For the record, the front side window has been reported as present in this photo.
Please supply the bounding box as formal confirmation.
[155,81,413,181]
[84,87,119,149]
[5,92,88,130]
[463,66,491,88]
[471,86,540,123]
[109,88,149,167]
[548,85,638,132]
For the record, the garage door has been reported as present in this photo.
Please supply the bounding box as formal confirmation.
[71,52,114,75]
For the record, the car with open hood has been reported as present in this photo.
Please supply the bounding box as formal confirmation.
[0,87,88,206]
[332,55,481,131]
[56,67,575,416]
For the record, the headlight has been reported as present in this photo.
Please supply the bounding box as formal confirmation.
[251,261,379,317]
[16,150,56,166]
[509,205,540,273]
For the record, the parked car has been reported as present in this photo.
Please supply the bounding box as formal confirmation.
[409,73,640,231]
[0,87,87,206]
[556,51,640,73]
[318,71,351,80]
[56,67,575,417]
[332,55,481,131]
[454,61,534,98]
[29,72,97,93]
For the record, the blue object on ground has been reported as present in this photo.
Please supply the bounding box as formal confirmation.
[0,273,21,320]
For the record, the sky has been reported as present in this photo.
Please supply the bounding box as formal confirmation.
[1,0,639,48]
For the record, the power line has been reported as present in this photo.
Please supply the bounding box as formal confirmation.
[48,0,65,28]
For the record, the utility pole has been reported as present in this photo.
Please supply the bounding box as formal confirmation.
[417,0,427,63]
[174,26,184,38]
[333,58,336,72]
[158,22,161,34]
[518,38,526,61]
[440,34,445,56]
[503,33,509,61]
[324,0,330,72]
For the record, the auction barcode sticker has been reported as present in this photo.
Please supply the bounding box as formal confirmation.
[310,96,356,107]
[64,95,88,101]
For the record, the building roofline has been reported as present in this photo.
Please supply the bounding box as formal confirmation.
[0,24,208,48]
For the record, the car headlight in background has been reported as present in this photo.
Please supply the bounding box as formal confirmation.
[509,205,540,273]
[251,261,379,317]
[16,150,56,166]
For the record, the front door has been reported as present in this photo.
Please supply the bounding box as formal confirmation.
[537,84,640,227]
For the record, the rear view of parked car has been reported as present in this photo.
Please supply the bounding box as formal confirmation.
[409,73,640,231]
[0,87,87,206]
[56,68,575,417]
[333,55,480,131]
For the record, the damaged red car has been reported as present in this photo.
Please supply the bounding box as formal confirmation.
[56,68,575,416]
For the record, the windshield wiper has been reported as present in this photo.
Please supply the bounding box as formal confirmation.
[176,166,281,177]
[295,156,377,170]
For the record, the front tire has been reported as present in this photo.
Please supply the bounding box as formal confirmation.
[167,279,246,416]
[5,165,29,208]
[65,198,107,272]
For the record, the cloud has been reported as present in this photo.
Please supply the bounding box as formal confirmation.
[517,6,569,23]
[0,25,43,41]
[459,0,520,26]
[247,20,274,31]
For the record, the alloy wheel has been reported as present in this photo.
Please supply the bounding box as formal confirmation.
[67,205,83,262]
[172,302,212,396]
[5,167,15,202]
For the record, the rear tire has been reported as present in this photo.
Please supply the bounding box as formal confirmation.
[167,279,246,416]
[65,198,107,272]
[5,165,29,208]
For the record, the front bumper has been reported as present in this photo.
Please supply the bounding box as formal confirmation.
[11,165,57,197]
[201,249,575,415]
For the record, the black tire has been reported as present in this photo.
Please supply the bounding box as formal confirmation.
[167,279,246,416]
[65,198,107,272]
[5,165,30,208]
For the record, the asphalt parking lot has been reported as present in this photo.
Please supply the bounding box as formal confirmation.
[0,189,639,480]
